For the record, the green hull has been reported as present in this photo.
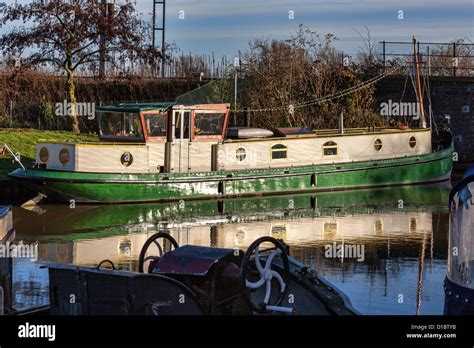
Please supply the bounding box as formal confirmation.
[9,147,454,204]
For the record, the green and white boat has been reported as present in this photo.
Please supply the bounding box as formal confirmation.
[8,98,453,203]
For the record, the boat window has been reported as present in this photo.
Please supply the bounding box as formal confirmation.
[175,111,190,139]
[323,141,338,156]
[98,112,144,141]
[236,148,246,161]
[144,113,167,137]
[271,144,288,160]
[194,112,226,136]
[409,136,417,148]
[374,138,383,151]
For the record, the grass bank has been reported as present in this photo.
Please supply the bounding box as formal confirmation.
[0,129,95,179]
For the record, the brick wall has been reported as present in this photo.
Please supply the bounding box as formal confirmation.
[376,76,474,163]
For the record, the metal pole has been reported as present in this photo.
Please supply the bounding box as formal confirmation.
[234,70,238,127]
[179,110,184,173]
[161,0,166,78]
[382,41,386,71]
[339,110,344,135]
[453,42,456,77]
[427,46,431,76]
[152,1,156,47]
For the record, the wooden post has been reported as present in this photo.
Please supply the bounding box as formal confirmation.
[0,208,14,315]
[413,38,426,128]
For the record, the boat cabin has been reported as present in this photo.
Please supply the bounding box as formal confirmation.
[34,102,433,174]
[35,102,230,173]
[96,102,229,173]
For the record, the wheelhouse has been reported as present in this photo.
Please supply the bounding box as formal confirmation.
[95,103,230,144]
[32,102,230,174]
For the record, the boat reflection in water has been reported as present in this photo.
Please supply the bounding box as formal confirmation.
[445,170,474,314]
[12,184,450,314]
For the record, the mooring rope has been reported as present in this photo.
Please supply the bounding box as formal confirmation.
[230,64,402,113]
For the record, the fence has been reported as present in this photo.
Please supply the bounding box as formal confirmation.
[379,41,474,76]
[0,100,96,133]
[73,53,232,79]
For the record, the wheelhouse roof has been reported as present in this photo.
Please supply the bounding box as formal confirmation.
[96,102,175,113]
[96,102,230,113]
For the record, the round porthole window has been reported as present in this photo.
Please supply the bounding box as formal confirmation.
[236,148,246,162]
[39,147,49,163]
[59,149,70,165]
[374,139,383,151]
[118,238,132,256]
[121,152,134,167]
[409,136,417,148]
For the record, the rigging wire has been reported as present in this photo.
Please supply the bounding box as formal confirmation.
[230,64,402,113]
[423,71,438,135]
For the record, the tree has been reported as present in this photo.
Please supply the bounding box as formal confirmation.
[428,39,473,76]
[239,25,383,129]
[352,26,385,79]
[0,0,163,133]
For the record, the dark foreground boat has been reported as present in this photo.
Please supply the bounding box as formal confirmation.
[445,167,474,315]
[17,234,357,316]
[0,206,14,314]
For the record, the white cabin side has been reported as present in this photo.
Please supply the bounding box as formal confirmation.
[214,129,432,171]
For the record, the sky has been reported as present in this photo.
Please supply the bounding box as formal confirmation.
[1,0,473,58]
[136,0,473,57]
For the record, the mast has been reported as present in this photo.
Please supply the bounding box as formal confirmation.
[413,37,427,128]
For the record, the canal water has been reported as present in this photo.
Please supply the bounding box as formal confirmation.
[2,183,451,315]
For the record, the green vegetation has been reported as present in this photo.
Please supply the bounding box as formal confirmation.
[0,129,95,178]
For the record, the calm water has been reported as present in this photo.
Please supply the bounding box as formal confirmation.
[2,183,451,314]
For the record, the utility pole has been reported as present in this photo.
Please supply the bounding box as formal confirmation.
[99,0,114,78]
[152,0,166,77]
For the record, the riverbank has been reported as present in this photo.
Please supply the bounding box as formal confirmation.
[0,129,95,179]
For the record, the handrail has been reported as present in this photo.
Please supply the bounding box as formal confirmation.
[2,144,26,172]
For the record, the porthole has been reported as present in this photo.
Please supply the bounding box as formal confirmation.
[59,149,70,165]
[409,136,417,148]
[121,152,134,167]
[118,238,132,256]
[236,148,246,162]
[39,147,49,163]
[374,139,383,151]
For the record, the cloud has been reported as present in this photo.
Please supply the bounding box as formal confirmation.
[1,0,472,57]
